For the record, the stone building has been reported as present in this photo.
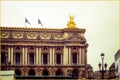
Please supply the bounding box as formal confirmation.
[115,49,120,79]
[109,62,116,79]
[0,16,88,79]
[86,64,94,79]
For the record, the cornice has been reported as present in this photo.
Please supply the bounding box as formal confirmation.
[1,26,86,33]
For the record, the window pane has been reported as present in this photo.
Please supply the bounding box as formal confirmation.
[72,53,77,64]
[43,53,48,64]
[15,53,20,64]
[56,54,61,64]
[1,52,7,64]
[29,53,34,65]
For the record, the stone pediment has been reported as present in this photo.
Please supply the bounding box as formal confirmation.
[65,33,86,42]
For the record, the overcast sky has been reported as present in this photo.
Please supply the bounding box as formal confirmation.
[1,1,119,71]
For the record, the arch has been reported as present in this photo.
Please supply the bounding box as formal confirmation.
[72,69,79,78]
[42,69,49,76]
[28,68,35,76]
[55,69,63,76]
[15,69,21,75]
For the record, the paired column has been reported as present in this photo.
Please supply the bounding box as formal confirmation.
[50,47,52,65]
[24,47,27,65]
[38,47,41,65]
[22,47,25,65]
[79,48,82,64]
[52,48,55,65]
[81,48,85,64]
[8,46,11,63]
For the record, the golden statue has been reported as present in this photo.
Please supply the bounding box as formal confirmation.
[67,15,76,28]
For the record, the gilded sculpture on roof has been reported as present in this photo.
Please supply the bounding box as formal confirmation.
[67,15,76,28]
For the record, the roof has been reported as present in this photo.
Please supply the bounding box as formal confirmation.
[0,26,86,33]
[86,64,93,69]
[115,49,120,60]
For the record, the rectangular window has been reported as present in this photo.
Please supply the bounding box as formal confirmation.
[1,52,7,65]
[72,53,77,64]
[15,53,21,65]
[43,53,48,64]
[29,53,34,65]
[56,54,61,64]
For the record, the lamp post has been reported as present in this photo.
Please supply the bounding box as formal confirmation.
[98,53,107,79]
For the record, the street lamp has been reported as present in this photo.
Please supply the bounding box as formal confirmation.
[98,53,107,79]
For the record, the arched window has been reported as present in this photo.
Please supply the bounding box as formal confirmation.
[56,53,62,64]
[72,69,78,79]
[1,52,7,65]
[15,52,21,65]
[55,69,63,76]
[15,69,21,75]
[72,53,77,64]
[16,46,20,50]
[29,53,35,65]
[57,47,60,50]
[42,69,49,76]
[28,68,35,76]
[30,47,34,50]
[43,53,48,64]
[73,47,77,50]
[43,47,47,50]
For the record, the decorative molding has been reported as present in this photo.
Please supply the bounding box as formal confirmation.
[13,32,23,38]
[65,33,86,42]
[1,32,9,38]
[27,32,37,39]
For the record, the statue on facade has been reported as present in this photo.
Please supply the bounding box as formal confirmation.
[67,15,76,28]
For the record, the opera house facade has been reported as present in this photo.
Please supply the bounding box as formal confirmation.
[0,16,88,79]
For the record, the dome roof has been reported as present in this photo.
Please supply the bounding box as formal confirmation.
[109,62,115,69]
[86,64,93,69]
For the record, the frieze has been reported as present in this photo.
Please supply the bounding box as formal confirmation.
[27,32,37,39]
[65,33,86,43]
[1,32,9,38]
[1,27,87,43]
[13,32,23,38]
[40,33,50,39]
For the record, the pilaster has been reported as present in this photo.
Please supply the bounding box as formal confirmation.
[63,46,68,65]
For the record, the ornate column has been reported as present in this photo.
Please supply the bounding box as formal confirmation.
[25,47,27,65]
[22,47,25,65]
[36,47,39,65]
[11,46,13,65]
[38,47,41,65]
[8,46,11,62]
[50,47,52,65]
[53,47,55,65]
[79,47,81,64]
